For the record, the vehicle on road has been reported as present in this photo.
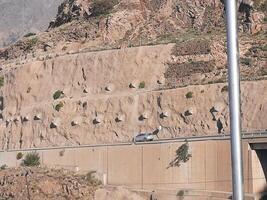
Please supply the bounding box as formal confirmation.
[134,133,154,142]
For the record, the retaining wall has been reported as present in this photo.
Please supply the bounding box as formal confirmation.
[0,140,265,194]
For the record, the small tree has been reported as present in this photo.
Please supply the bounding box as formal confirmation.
[168,142,191,168]
[22,152,40,167]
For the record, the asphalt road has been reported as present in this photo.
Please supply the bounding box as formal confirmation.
[3,130,267,152]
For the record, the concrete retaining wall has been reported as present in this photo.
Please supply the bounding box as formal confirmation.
[0,140,265,194]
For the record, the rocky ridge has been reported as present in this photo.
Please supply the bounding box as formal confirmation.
[0,0,266,61]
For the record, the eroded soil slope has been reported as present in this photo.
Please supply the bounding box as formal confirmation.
[0,44,266,149]
[0,0,266,149]
[0,167,146,200]
[0,167,98,200]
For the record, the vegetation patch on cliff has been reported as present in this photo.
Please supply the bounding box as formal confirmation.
[90,0,118,17]
[165,60,215,86]
[172,39,211,56]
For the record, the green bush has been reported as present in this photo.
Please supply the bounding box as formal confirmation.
[185,92,193,99]
[22,152,40,167]
[16,152,23,160]
[0,76,4,87]
[53,90,64,100]
[177,190,185,200]
[90,0,118,17]
[221,85,228,93]
[84,171,102,185]
[55,102,64,112]
[59,150,65,157]
[26,37,38,50]
[259,0,267,11]
[240,57,252,66]
[0,164,7,170]
[24,32,36,37]
[261,44,267,51]
[168,142,192,167]
[139,81,145,89]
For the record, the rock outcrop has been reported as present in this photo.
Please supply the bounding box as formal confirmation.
[0,0,266,61]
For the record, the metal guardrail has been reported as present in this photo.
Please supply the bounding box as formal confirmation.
[2,131,267,152]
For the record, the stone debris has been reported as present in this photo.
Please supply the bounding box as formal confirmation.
[0,167,97,200]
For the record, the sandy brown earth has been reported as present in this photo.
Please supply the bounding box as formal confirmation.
[0,0,266,150]
[0,167,98,200]
[0,42,266,149]
[0,167,146,200]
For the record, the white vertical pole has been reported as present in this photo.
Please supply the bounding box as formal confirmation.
[225,0,244,199]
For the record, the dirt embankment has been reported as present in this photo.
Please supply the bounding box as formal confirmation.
[0,43,266,150]
[0,167,97,200]
[0,167,146,200]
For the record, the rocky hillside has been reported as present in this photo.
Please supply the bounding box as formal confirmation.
[0,0,266,61]
[0,0,266,149]
[0,167,146,200]
[0,0,64,47]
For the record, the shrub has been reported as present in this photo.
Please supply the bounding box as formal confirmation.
[24,32,36,37]
[55,102,64,112]
[172,39,211,56]
[84,171,102,185]
[22,152,40,166]
[16,152,23,160]
[259,0,267,11]
[0,164,7,170]
[185,92,193,99]
[26,37,38,50]
[240,57,252,66]
[139,81,145,89]
[0,76,4,87]
[90,0,118,17]
[177,190,185,200]
[168,142,191,167]
[53,90,64,100]
[261,44,267,51]
[221,85,228,93]
[59,150,65,157]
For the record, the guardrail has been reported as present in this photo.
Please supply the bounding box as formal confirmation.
[3,131,267,152]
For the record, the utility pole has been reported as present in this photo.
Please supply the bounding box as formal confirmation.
[225,0,244,199]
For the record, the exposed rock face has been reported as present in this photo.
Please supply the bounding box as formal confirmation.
[50,0,266,33]
[49,0,89,28]
[0,0,266,61]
